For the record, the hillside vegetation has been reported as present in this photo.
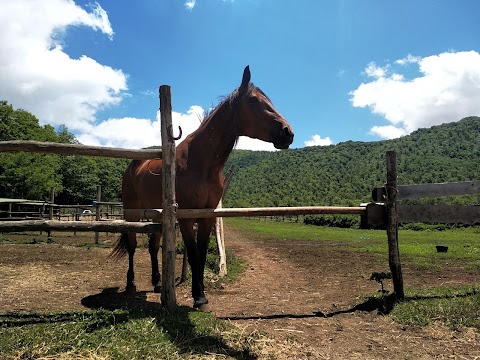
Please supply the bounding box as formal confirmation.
[0,100,478,206]
[224,116,480,207]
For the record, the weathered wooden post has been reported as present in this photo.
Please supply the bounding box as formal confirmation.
[47,186,54,241]
[160,85,177,310]
[215,165,234,277]
[386,151,404,300]
[95,185,101,244]
[181,247,189,283]
[215,199,227,277]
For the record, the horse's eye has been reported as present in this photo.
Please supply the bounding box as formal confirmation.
[249,96,260,103]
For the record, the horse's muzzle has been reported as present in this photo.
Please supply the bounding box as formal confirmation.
[274,126,294,149]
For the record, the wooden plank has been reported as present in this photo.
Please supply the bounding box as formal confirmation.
[51,204,93,208]
[398,181,480,199]
[0,220,162,232]
[372,181,480,201]
[124,206,366,221]
[399,205,480,225]
[0,140,162,159]
[95,201,122,206]
[160,85,177,310]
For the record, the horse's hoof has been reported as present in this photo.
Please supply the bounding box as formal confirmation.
[193,298,211,312]
[125,285,137,294]
[153,285,162,293]
[194,302,212,312]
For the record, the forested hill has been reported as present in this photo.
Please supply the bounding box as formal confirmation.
[0,99,478,207]
[223,116,480,208]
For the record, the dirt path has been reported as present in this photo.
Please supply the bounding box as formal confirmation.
[1,229,479,359]
[204,229,480,359]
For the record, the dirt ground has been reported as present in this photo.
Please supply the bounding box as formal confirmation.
[1,227,479,359]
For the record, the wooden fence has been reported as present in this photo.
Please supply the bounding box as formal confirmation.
[2,88,478,308]
[376,153,479,300]
[373,179,480,225]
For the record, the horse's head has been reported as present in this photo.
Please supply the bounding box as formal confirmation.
[235,66,294,149]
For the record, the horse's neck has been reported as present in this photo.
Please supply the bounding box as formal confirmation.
[189,104,237,172]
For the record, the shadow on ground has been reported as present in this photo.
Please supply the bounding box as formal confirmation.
[81,287,258,359]
[220,293,399,321]
[0,288,258,359]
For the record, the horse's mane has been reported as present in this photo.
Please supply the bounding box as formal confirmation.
[201,82,258,123]
[193,82,259,151]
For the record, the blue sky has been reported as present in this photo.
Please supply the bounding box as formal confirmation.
[1,1,480,150]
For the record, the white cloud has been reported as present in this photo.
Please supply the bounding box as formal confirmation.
[184,0,234,11]
[0,0,126,133]
[351,51,480,139]
[77,117,159,149]
[236,137,277,151]
[364,62,389,78]
[395,54,421,65]
[369,125,407,140]
[304,134,333,147]
[185,0,196,10]
[79,105,204,149]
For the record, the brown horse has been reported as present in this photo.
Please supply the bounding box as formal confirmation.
[112,66,294,311]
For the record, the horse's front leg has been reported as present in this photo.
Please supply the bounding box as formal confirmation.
[195,218,216,312]
[149,232,162,293]
[179,219,211,312]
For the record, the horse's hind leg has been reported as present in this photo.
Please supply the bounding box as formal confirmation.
[126,232,137,293]
[149,232,162,293]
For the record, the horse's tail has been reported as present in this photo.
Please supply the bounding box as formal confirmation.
[109,232,129,260]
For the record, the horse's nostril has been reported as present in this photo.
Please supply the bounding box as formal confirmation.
[284,127,294,140]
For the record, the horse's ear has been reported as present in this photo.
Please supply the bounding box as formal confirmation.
[239,65,251,93]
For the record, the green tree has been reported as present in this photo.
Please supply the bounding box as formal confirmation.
[0,101,62,200]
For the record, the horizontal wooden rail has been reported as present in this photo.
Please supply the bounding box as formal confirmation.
[52,204,93,208]
[0,220,162,233]
[399,205,480,225]
[0,206,368,233]
[372,181,480,201]
[124,206,366,221]
[0,140,162,160]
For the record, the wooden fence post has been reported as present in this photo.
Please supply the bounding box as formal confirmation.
[215,165,234,277]
[95,185,101,244]
[386,151,405,300]
[160,85,177,310]
[215,199,227,277]
[48,187,54,240]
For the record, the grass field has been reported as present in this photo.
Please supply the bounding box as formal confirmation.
[226,218,480,273]
[226,218,480,330]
